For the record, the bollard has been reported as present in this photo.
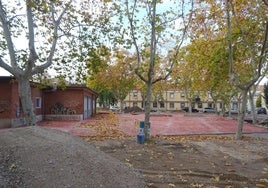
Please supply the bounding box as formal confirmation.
[138,121,144,134]
[137,134,145,144]
[137,121,145,144]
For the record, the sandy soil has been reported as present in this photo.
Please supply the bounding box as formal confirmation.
[0,126,145,188]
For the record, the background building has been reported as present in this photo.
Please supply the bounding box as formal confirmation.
[121,89,261,112]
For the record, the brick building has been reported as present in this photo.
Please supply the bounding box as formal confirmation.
[0,76,98,128]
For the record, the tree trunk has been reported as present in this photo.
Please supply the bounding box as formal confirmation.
[18,77,36,126]
[248,89,258,124]
[188,98,193,114]
[119,99,124,113]
[221,101,225,116]
[143,0,157,141]
[235,89,248,140]
[144,81,152,140]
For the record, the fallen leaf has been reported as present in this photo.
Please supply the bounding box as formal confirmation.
[168,183,176,187]
[256,183,266,188]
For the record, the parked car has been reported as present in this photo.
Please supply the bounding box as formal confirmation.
[110,106,120,111]
[226,108,239,114]
[150,108,158,112]
[182,107,199,113]
[203,107,216,113]
[256,107,267,114]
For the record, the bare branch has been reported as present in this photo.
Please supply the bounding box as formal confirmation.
[0,0,19,70]
[26,0,38,75]
[153,0,194,83]
[31,0,72,75]
[257,22,268,76]
[0,57,20,76]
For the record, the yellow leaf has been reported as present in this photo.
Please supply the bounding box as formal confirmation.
[256,183,266,188]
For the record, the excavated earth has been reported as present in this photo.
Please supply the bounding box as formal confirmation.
[0,126,145,188]
[94,136,268,188]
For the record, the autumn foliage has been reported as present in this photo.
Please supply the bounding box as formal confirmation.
[80,112,129,141]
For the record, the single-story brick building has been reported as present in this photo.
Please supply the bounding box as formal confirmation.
[0,76,98,128]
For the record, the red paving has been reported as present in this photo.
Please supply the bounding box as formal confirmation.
[119,113,268,136]
[38,112,268,137]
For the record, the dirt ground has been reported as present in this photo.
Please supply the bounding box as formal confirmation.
[94,136,268,188]
[1,112,268,188]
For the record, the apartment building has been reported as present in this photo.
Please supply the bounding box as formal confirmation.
[122,86,266,112]
[123,90,229,112]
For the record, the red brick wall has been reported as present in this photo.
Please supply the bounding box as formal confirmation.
[43,89,84,115]
[0,80,13,118]
[0,77,98,124]
[0,79,43,119]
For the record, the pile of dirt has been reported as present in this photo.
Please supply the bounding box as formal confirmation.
[0,126,145,188]
[124,106,143,113]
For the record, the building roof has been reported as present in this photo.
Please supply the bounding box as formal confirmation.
[0,76,98,96]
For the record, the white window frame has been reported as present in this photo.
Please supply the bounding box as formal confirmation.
[170,92,174,99]
[133,91,138,98]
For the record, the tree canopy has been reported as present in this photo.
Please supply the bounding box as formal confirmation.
[0,0,112,126]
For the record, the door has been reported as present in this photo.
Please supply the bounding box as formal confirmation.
[83,96,92,119]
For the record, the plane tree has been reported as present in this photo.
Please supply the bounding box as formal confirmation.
[105,49,137,111]
[226,0,268,139]
[87,49,137,110]
[171,36,231,114]
[187,0,267,139]
[113,0,194,140]
[248,78,267,124]
[263,81,268,108]
[86,46,115,108]
[151,79,173,112]
[0,0,112,126]
[182,1,236,114]
[170,47,203,113]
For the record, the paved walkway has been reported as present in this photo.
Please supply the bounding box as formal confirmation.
[38,112,268,137]
[118,113,268,136]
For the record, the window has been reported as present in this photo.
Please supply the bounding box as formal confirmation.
[208,93,212,98]
[36,97,41,108]
[181,92,185,97]
[169,92,174,99]
[232,103,238,110]
[180,102,185,108]
[153,102,157,108]
[198,102,202,108]
[133,102,137,107]
[160,101,165,108]
[169,102,174,108]
[133,91,138,98]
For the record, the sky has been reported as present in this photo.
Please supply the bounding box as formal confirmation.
[0,68,10,76]
[0,0,267,85]
[0,0,99,78]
